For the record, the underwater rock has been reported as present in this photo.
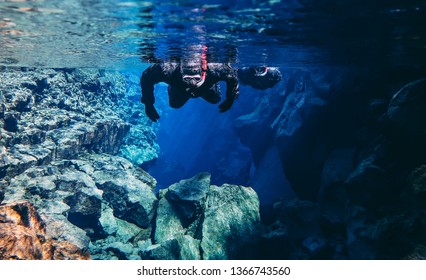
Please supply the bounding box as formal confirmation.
[0,201,90,260]
[90,218,152,260]
[2,153,157,260]
[153,173,261,260]
[405,245,426,260]
[0,91,5,118]
[8,65,426,260]
[233,89,291,205]
[153,173,210,260]
[141,241,181,260]
[92,155,157,230]
[387,78,426,137]
[0,103,5,119]
[46,119,130,159]
[271,71,334,201]
[0,67,161,260]
[234,96,276,165]
[0,182,4,203]
[302,235,327,256]
[151,193,202,260]
[201,184,261,259]
[63,191,105,239]
[153,194,191,252]
[0,68,156,179]
[344,205,421,259]
[165,172,211,224]
[129,64,426,260]
[119,125,160,167]
[116,71,160,167]
[272,200,321,241]
[6,89,35,112]
[255,199,329,259]
[318,147,355,224]
[3,112,19,132]
[235,69,343,201]
[344,140,400,207]
[321,148,356,190]
[144,233,201,260]
[153,173,207,260]
[408,165,426,196]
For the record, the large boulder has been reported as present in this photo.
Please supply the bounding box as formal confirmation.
[165,172,210,225]
[201,183,261,259]
[0,201,89,260]
[150,196,202,260]
[148,173,261,260]
[254,199,328,259]
[151,173,211,260]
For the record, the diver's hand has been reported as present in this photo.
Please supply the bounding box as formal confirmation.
[145,104,160,122]
[219,98,234,113]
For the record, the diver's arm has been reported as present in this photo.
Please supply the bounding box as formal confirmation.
[218,64,239,112]
[140,64,164,106]
[140,64,165,122]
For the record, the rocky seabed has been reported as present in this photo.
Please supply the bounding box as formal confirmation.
[1,67,426,260]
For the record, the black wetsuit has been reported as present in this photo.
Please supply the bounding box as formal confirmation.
[140,63,239,121]
[237,66,282,90]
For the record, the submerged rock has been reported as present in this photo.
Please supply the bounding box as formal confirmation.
[408,165,426,196]
[0,68,157,179]
[2,153,157,260]
[387,78,426,137]
[201,184,261,259]
[0,201,89,260]
[149,172,261,260]
[165,172,210,224]
[119,125,159,167]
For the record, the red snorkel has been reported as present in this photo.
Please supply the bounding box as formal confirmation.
[200,45,208,83]
[182,46,208,95]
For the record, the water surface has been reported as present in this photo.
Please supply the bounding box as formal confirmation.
[2,0,424,70]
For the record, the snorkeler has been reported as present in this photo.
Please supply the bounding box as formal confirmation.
[140,58,239,122]
[237,66,282,90]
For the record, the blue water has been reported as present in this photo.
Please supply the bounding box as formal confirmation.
[1,0,426,206]
[2,0,424,68]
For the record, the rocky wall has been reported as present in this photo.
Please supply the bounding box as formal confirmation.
[235,67,426,259]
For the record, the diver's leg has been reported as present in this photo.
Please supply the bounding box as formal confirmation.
[201,83,221,104]
[168,86,190,108]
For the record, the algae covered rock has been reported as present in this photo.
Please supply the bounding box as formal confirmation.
[151,172,261,260]
[0,201,90,260]
[165,172,210,224]
[201,184,261,259]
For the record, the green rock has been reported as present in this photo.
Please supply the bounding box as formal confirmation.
[201,184,261,260]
